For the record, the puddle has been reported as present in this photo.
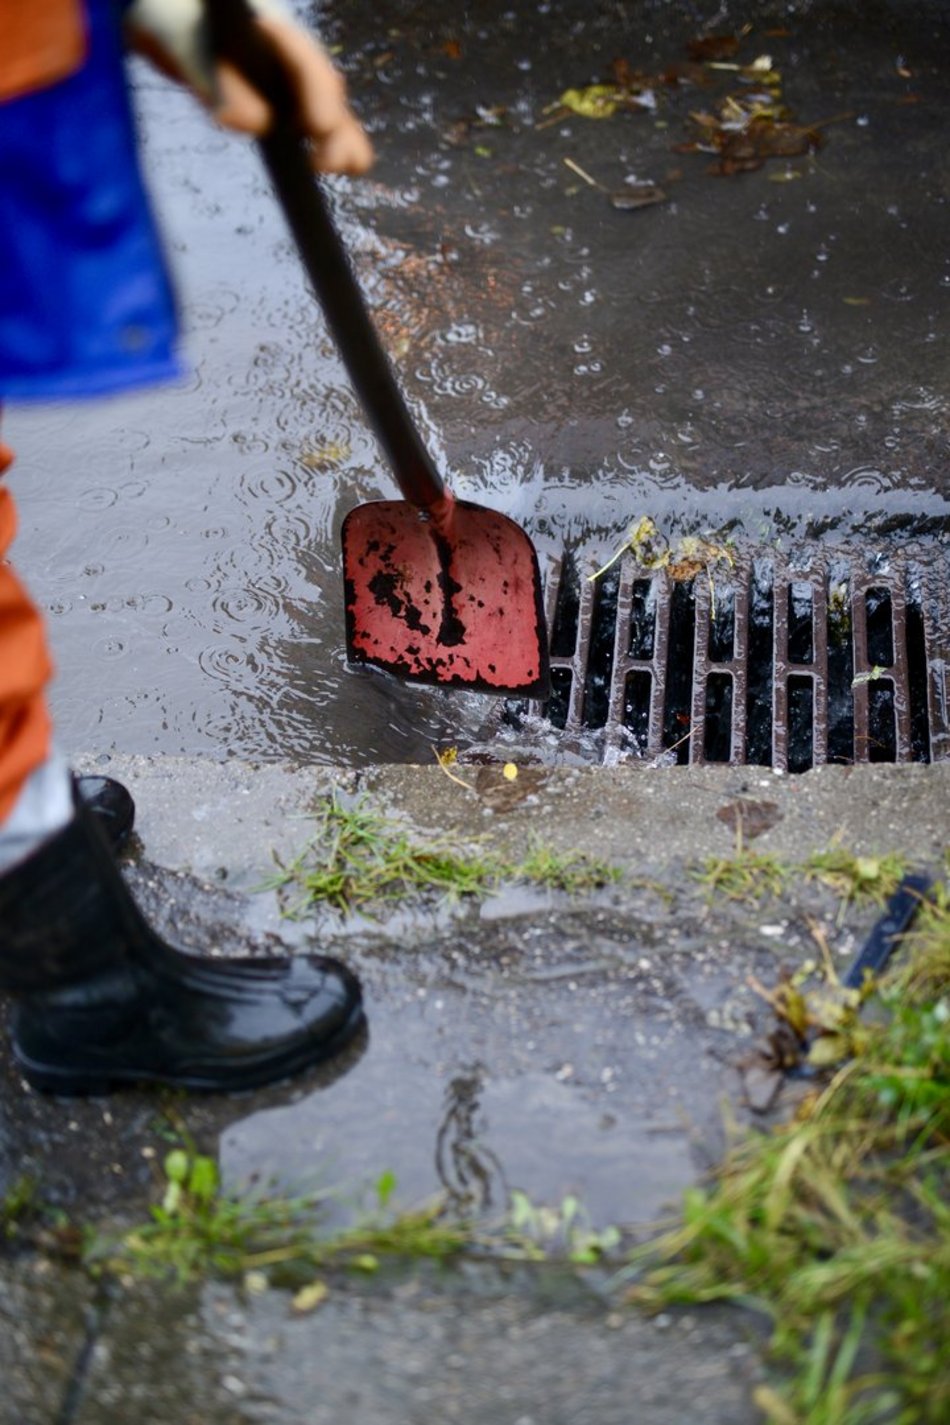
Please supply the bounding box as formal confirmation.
[216,913,743,1231]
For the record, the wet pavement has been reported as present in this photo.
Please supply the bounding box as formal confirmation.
[5,0,950,765]
[3,754,949,1421]
[3,0,950,1419]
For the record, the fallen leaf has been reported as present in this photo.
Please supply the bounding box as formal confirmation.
[300,440,351,470]
[559,84,626,119]
[610,183,667,211]
[687,34,740,63]
[503,763,519,780]
[292,1280,329,1314]
[807,1033,851,1068]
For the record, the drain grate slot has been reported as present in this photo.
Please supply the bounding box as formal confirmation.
[528,550,950,767]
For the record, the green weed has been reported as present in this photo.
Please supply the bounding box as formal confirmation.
[88,1153,468,1284]
[506,1190,622,1265]
[803,849,907,912]
[87,1144,631,1290]
[265,793,618,917]
[514,844,622,896]
[695,842,907,912]
[694,848,788,902]
[1,1176,38,1241]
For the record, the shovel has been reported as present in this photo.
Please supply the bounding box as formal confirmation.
[208,1,550,698]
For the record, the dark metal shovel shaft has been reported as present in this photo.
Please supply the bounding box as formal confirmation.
[206,0,445,509]
[259,133,447,510]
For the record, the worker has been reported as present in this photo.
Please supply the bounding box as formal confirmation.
[0,0,372,1094]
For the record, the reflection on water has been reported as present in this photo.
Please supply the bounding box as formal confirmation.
[7,0,950,766]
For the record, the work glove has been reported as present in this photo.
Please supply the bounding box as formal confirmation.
[125,0,373,174]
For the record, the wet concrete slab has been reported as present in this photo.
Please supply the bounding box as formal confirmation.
[0,1258,94,1425]
[71,1273,764,1425]
[1,752,947,1419]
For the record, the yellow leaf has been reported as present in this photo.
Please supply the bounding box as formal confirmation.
[559,85,624,119]
[299,441,351,470]
[503,763,519,781]
[807,1033,851,1068]
[776,985,809,1038]
[292,1280,329,1314]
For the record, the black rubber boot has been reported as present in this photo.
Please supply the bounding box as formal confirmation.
[76,775,135,850]
[0,789,363,1095]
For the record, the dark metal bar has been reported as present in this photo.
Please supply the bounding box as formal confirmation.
[850,575,871,762]
[690,574,711,765]
[771,564,790,772]
[921,564,950,760]
[812,571,829,767]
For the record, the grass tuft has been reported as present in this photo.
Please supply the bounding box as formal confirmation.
[694,848,788,902]
[695,842,908,912]
[87,1154,469,1284]
[264,793,619,917]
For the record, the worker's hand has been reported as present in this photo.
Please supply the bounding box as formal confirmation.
[125,0,373,176]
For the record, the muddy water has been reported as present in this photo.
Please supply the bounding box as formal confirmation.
[6,0,950,765]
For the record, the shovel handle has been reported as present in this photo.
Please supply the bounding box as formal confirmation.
[205,0,446,512]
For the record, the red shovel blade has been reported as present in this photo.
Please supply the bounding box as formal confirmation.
[342,499,550,697]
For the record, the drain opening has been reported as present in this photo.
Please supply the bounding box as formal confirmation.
[868,680,897,763]
[708,589,735,664]
[623,669,652,752]
[827,578,855,766]
[788,583,814,664]
[906,600,932,758]
[546,667,572,730]
[788,675,815,774]
[746,564,774,765]
[582,567,618,730]
[664,581,695,763]
[866,587,895,667]
[704,673,733,763]
[549,552,580,658]
[525,550,949,768]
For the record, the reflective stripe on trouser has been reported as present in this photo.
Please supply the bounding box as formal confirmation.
[0,436,56,827]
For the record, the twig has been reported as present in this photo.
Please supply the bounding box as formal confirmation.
[562,157,602,189]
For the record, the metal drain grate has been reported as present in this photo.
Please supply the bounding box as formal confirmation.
[522,551,950,769]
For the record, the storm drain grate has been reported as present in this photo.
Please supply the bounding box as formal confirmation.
[520,551,950,769]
